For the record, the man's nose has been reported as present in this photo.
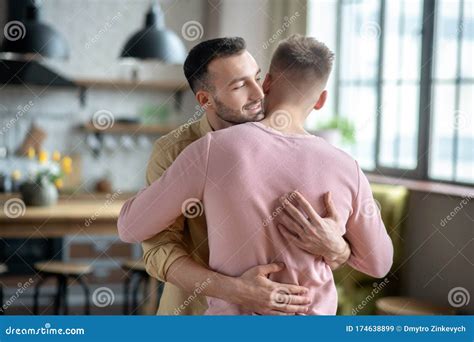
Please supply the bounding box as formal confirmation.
[249,79,264,101]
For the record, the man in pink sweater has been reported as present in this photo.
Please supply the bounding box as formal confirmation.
[118,35,393,315]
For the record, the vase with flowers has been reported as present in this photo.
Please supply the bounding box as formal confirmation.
[18,148,72,207]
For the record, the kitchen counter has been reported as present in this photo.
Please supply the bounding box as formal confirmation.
[0,193,133,238]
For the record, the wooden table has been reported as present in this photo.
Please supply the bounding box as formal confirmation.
[0,193,130,238]
[0,192,160,314]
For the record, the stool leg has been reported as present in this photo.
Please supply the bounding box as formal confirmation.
[53,275,65,315]
[123,274,131,315]
[141,273,150,310]
[136,273,149,315]
[33,275,48,315]
[61,276,69,315]
[156,281,164,310]
[76,276,90,315]
[131,273,143,315]
[0,283,4,315]
[53,276,61,315]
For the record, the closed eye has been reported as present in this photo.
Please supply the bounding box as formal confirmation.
[233,77,262,90]
[233,83,245,90]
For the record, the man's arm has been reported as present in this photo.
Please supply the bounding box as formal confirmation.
[344,162,393,278]
[140,137,195,282]
[118,135,210,243]
[165,256,311,315]
[141,217,190,282]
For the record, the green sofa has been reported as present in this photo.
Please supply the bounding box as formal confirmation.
[335,183,409,315]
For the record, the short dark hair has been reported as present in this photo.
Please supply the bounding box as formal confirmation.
[183,37,247,93]
[271,34,334,85]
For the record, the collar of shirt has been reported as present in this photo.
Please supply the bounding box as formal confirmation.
[199,114,213,136]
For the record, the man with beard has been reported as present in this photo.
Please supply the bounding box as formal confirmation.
[128,37,353,315]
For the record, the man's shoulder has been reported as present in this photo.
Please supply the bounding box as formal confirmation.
[153,119,204,158]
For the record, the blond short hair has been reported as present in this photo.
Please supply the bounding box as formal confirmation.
[270,34,335,87]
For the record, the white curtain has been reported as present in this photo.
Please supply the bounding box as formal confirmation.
[264,0,308,52]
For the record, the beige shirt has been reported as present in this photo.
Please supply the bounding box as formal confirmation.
[142,115,212,315]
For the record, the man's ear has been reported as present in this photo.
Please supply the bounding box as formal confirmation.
[196,90,212,109]
[262,73,271,95]
[314,90,328,110]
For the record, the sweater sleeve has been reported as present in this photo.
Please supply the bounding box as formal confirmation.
[345,161,394,278]
[118,134,211,243]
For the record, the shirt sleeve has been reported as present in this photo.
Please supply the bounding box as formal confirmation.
[345,161,394,278]
[118,134,211,243]
[140,139,189,282]
[141,216,190,282]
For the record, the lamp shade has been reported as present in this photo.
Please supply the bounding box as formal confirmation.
[120,5,186,64]
[1,2,69,59]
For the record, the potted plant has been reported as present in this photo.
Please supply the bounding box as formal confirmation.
[19,149,72,207]
[312,116,356,146]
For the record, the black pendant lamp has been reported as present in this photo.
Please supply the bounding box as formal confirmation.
[0,0,69,59]
[121,3,186,64]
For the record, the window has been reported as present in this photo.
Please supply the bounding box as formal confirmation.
[430,0,473,183]
[307,0,473,185]
[379,0,423,170]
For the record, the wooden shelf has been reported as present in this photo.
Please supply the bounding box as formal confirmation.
[75,78,189,92]
[81,122,179,135]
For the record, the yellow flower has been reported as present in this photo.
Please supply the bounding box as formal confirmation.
[54,178,63,189]
[38,150,48,165]
[27,147,35,159]
[11,170,22,181]
[52,150,61,162]
[61,156,73,174]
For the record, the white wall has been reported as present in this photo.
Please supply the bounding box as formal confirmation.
[211,0,272,72]
[0,0,206,192]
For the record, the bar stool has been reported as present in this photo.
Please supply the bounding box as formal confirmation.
[375,296,455,315]
[0,263,6,315]
[33,261,92,315]
[122,260,162,315]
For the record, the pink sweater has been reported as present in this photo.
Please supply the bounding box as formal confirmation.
[118,122,393,315]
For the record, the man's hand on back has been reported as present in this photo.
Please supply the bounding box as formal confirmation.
[276,191,351,270]
[225,262,311,315]
[166,257,311,315]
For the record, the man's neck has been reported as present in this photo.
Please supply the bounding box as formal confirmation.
[260,103,310,135]
[206,113,235,131]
